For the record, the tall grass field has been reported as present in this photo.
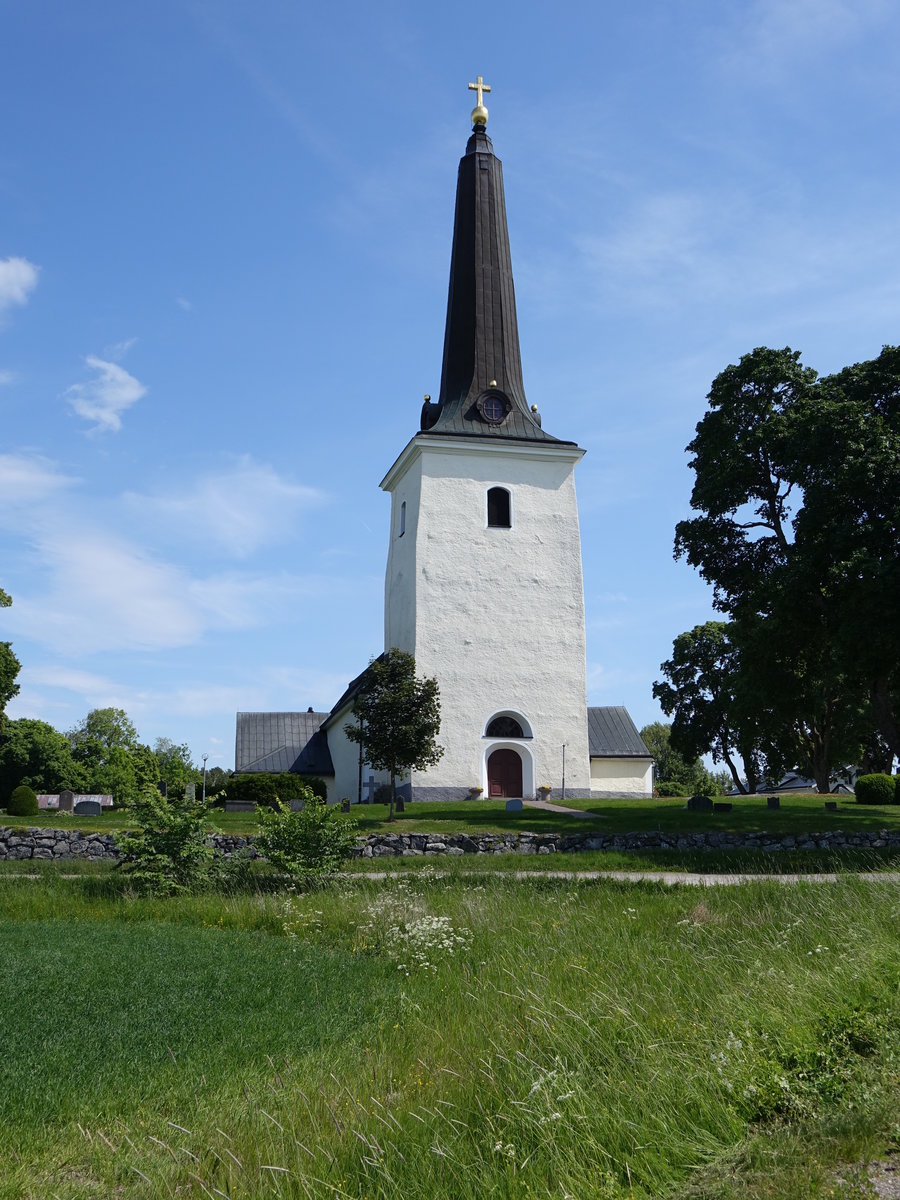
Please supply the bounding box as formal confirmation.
[2,872,900,1198]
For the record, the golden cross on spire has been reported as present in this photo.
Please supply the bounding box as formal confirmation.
[468,74,491,126]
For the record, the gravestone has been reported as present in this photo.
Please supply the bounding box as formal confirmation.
[58,790,75,812]
[184,783,196,801]
[289,798,306,812]
[363,774,376,804]
[767,795,780,809]
[824,800,837,812]
[505,798,523,812]
[74,799,102,816]
[713,802,733,813]
[225,801,256,812]
[685,795,714,812]
[340,797,351,813]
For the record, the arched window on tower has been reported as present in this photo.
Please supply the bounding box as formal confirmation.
[486,715,524,738]
[487,486,511,528]
[399,500,406,537]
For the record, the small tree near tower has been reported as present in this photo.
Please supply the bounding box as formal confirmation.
[344,649,443,821]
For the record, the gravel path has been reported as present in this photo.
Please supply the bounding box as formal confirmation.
[4,869,900,885]
[346,870,900,885]
[523,800,598,818]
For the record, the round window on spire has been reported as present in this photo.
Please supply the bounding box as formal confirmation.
[476,389,511,426]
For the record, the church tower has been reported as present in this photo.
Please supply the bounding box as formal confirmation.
[381,80,591,800]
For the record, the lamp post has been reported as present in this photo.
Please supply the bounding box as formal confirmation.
[202,753,208,805]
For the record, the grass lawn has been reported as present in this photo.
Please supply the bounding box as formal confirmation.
[3,793,899,838]
[2,872,900,1198]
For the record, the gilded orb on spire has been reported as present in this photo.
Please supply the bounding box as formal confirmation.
[468,75,491,126]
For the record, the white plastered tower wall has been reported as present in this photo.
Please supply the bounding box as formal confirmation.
[381,436,591,800]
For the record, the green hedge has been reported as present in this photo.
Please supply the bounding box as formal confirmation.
[8,784,39,816]
[854,773,897,805]
[656,781,688,798]
[226,773,328,809]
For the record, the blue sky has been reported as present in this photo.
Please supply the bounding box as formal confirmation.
[2,1,899,769]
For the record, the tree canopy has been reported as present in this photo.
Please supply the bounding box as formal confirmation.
[638,722,708,793]
[0,587,21,731]
[67,707,139,754]
[153,737,201,794]
[0,700,209,808]
[344,649,443,819]
[665,344,900,791]
[0,718,87,803]
[652,622,763,794]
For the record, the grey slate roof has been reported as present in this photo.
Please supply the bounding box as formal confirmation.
[587,707,652,759]
[236,703,647,773]
[235,711,334,776]
[419,125,576,447]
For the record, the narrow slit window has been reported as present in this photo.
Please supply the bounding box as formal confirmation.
[399,500,406,537]
[487,487,511,528]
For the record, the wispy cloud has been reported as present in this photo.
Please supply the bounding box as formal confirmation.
[176,295,193,311]
[723,0,891,73]
[0,256,39,320]
[125,456,327,557]
[0,369,16,386]
[0,453,80,506]
[65,355,147,432]
[574,186,900,332]
[0,451,337,654]
[10,664,351,733]
[4,520,334,655]
[103,337,138,362]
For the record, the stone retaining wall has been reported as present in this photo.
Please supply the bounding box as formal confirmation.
[3,825,900,862]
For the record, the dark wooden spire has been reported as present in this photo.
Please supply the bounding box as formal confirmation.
[420,124,566,443]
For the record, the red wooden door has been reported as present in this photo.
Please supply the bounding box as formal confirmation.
[488,749,523,798]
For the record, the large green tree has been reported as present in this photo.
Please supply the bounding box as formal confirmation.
[88,744,159,806]
[67,708,158,805]
[0,587,21,731]
[0,718,87,802]
[153,737,201,795]
[67,707,139,753]
[673,345,896,791]
[638,722,708,793]
[788,347,900,760]
[344,649,443,820]
[652,621,764,793]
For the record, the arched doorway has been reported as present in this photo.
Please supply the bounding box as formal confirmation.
[487,748,523,798]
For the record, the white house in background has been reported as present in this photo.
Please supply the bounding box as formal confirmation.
[235,86,652,801]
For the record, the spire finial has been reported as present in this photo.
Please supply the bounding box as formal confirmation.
[468,74,491,127]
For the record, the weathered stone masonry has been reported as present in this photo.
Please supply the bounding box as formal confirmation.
[2,825,900,863]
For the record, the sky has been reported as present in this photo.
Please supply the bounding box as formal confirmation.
[2,0,899,770]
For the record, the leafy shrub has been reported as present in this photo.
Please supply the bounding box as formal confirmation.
[656,781,688,798]
[115,787,214,894]
[225,773,327,809]
[8,784,38,816]
[255,789,359,881]
[854,773,896,805]
[692,773,718,798]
